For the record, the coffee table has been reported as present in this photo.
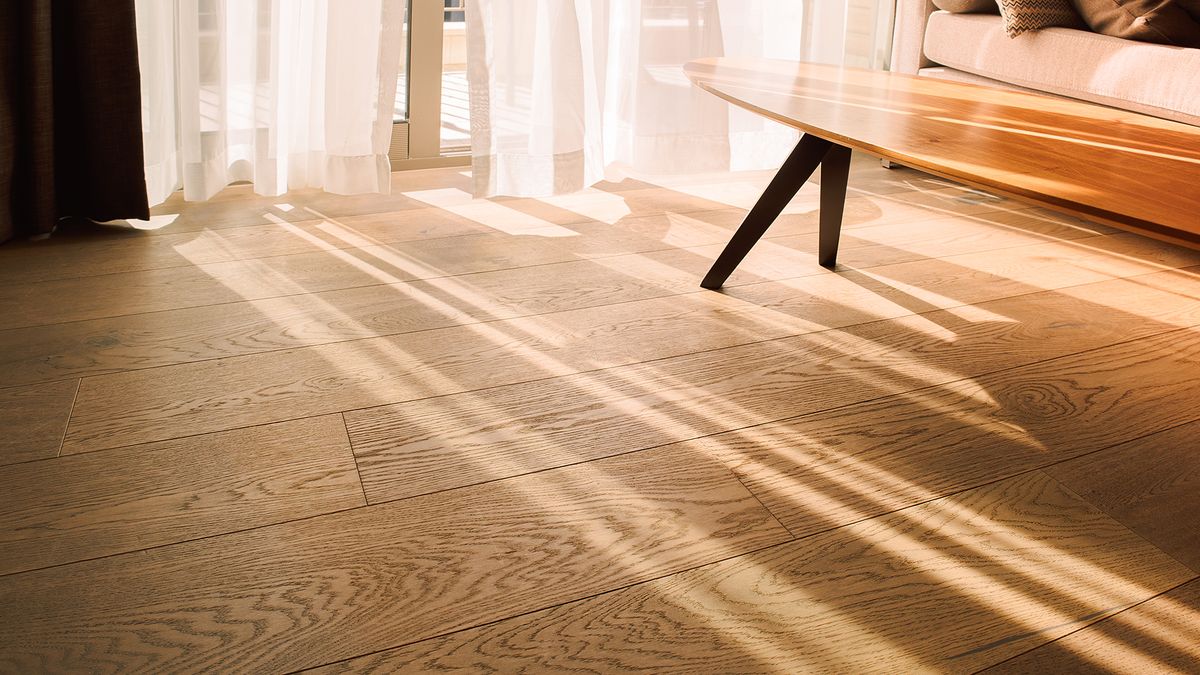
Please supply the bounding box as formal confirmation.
[684,58,1200,289]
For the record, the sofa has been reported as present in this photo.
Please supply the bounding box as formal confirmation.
[890,0,1200,127]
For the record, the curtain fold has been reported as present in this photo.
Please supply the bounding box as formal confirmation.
[136,0,403,205]
[467,0,896,198]
[0,0,149,244]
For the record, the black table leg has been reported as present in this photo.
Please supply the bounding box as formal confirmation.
[700,134,852,289]
[818,143,852,269]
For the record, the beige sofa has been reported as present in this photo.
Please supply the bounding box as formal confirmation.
[890,0,1200,127]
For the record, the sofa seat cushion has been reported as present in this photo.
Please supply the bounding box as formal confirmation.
[923,11,1200,125]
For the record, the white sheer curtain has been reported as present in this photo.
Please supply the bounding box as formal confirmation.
[466,0,895,197]
[136,0,404,205]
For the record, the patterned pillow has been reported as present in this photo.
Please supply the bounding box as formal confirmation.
[997,0,1085,36]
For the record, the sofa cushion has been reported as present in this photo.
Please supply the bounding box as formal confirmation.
[923,12,1200,125]
[932,0,999,12]
[1070,0,1200,46]
[997,0,1085,36]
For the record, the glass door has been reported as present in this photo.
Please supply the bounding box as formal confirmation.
[390,0,471,170]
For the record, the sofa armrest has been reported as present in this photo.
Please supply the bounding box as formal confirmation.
[890,0,938,73]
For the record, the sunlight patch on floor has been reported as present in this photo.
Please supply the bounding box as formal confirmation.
[403,188,581,237]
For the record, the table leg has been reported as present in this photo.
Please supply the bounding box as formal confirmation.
[818,143,852,269]
[700,134,851,289]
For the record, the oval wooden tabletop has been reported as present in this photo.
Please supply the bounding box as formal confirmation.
[684,57,1200,244]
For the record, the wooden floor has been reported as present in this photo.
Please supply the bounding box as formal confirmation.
[2,155,1199,673]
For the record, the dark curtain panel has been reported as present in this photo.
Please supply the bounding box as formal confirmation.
[0,0,149,245]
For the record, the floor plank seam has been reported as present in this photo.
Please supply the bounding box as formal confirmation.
[7,164,1199,670]
[1039,469,1200,576]
[0,199,1103,335]
[16,384,1189,584]
[5,233,1194,397]
[283,536,799,674]
[341,412,372,507]
[0,194,1051,288]
[53,378,82,459]
[324,279,1200,424]
[969,573,1200,674]
[289,447,1171,673]
[0,501,369,580]
[729,470,799,540]
[35,282,1200,470]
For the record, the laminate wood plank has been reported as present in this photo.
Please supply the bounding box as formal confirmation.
[0,415,363,576]
[146,180,765,237]
[307,184,698,227]
[145,175,472,235]
[145,189,357,233]
[0,205,1131,387]
[388,187,1006,265]
[700,324,1200,537]
[629,228,1197,310]
[0,445,791,673]
[544,208,1099,297]
[722,212,1118,274]
[1,178,1130,333]
[0,283,476,387]
[346,268,1200,503]
[492,184,771,227]
[143,168,654,237]
[60,292,801,454]
[0,254,705,387]
[1043,420,1200,573]
[983,578,1200,674]
[0,209,491,285]
[600,184,1088,252]
[308,471,1194,674]
[836,205,1118,258]
[0,380,78,466]
[602,200,1113,287]
[0,230,616,330]
[830,232,1200,312]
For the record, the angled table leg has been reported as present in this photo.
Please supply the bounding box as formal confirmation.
[700,134,852,289]
[817,143,852,269]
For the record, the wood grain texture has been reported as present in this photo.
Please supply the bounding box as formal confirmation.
[0,379,78,466]
[983,578,1200,674]
[833,232,1200,312]
[604,184,1092,251]
[59,292,801,454]
[701,324,1200,537]
[0,415,363,576]
[0,232,577,330]
[142,172,472,235]
[0,208,490,285]
[680,205,1122,277]
[0,254,705,388]
[684,58,1200,241]
[346,267,1200,503]
[308,471,1194,674]
[1044,420,1200,573]
[0,445,791,673]
[0,197,1132,386]
[4,157,1198,673]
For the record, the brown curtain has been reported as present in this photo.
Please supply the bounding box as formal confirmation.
[0,0,149,245]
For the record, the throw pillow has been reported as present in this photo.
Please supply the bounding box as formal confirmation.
[997,0,1086,36]
[932,0,1000,12]
[1070,0,1200,46]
